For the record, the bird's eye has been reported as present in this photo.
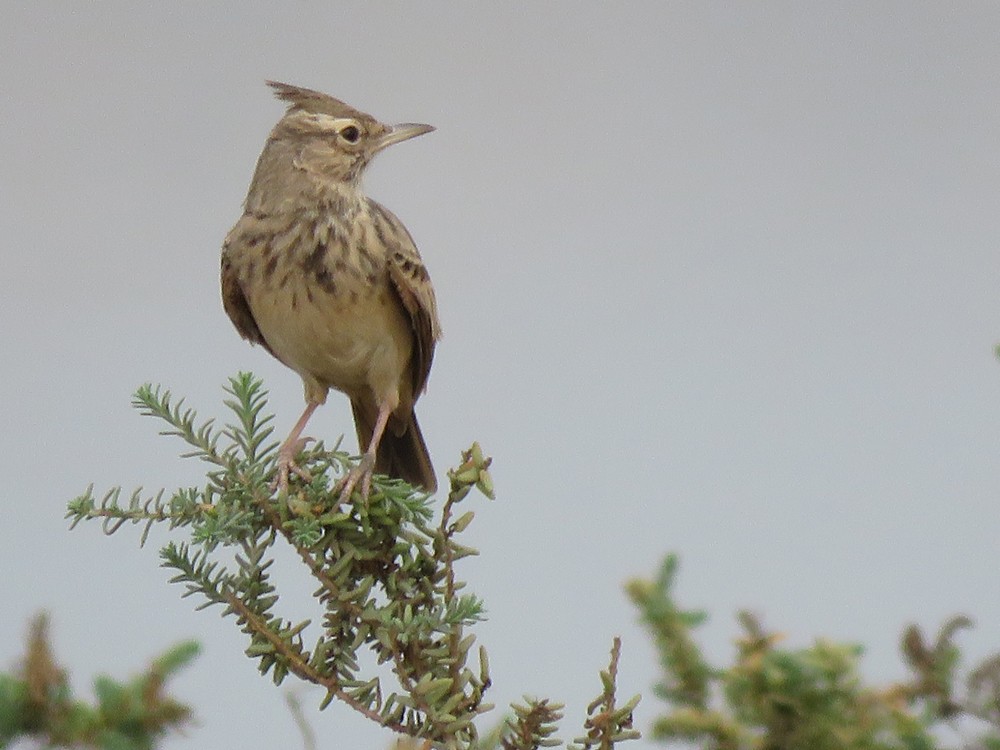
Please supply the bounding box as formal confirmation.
[339,125,361,143]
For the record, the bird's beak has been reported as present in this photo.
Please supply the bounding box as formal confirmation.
[375,123,435,153]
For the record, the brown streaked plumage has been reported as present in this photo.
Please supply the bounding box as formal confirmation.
[221,81,440,499]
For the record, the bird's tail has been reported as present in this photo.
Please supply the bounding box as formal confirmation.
[351,400,437,493]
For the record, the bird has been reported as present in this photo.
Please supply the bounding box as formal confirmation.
[221,81,441,501]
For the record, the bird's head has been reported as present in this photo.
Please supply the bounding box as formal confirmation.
[262,81,434,186]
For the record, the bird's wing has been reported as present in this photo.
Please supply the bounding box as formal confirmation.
[369,200,441,397]
[221,228,274,355]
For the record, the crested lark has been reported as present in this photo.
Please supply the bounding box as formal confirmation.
[221,81,441,500]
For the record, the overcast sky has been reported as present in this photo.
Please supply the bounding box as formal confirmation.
[2,4,999,749]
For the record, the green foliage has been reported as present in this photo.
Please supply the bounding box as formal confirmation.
[67,373,640,750]
[0,614,196,750]
[495,640,641,750]
[628,554,1000,750]
[569,638,642,750]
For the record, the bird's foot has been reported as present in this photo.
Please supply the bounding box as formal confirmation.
[336,452,376,504]
[272,437,314,494]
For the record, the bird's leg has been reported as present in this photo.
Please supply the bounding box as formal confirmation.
[337,402,392,503]
[274,402,319,494]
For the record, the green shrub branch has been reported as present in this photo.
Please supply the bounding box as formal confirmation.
[66,373,640,750]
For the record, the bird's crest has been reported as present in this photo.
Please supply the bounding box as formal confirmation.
[266,81,371,121]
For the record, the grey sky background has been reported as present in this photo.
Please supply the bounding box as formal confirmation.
[2,4,999,748]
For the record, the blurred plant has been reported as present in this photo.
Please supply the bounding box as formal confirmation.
[66,373,639,750]
[627,554,1000,750]
[0,613,197,750]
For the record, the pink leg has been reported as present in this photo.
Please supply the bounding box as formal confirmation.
[338,401,392,503]
[275,402,319,493]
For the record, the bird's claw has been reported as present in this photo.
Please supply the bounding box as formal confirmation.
[336,452,376,504]
[272,437,315,494]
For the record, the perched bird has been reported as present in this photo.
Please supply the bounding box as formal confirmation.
[221,81,441,500]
